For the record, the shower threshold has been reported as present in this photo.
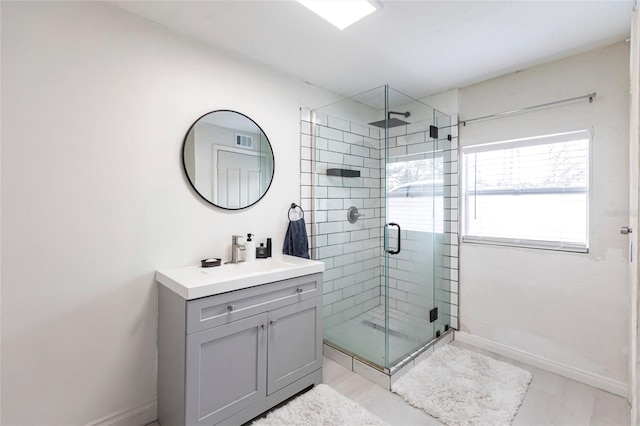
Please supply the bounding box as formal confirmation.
[323,328,455,390]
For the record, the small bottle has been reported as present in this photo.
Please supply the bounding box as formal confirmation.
[245,233,256,262]
[266,238,272,258]
[256,243,268,259]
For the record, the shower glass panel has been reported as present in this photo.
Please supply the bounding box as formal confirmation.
[310,85,451,371]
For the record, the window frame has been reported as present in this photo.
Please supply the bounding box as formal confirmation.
[460,130,591,253]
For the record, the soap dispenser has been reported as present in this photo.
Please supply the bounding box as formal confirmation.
[245,233,256,262]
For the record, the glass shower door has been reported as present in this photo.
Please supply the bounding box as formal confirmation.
[383,87,442,366]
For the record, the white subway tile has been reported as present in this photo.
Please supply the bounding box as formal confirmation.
[318,174,340,187]
[343,241,364,254]
[350,230,369,241]
[437,139,451,151]
[343,155,364,167]
[350,123,370,137]
[318,243,343,259]
[319,150,344,164]
[334,253,357,267]
[407,141,435,155]
[319,221,343,234]
[343,262,364,276]
[315,186,328,199]
[334,275,356,290]
[327,210,346,222]
[328,116,350,131]
[351,188,369,198]
[300,147,311,160]
[317,198,343,210]
[301,186,312,198]
[312,112,327,126]
[344,131,365,144]
[364,158,380,169]
[301,160,312,173]
[388,125,407,138]
[397,131,426,146]
[350,145,370,157]
[328,140,351,154]
[450,317,459,329]
[343,283,364,298]
[389,146,407,157]
[355,268,375,283]
[328,232,351,245]
[328,187,350,198]
[322,266,342,281]
[315,234,328,247]
[315,137,328,150]
[364,137,380,149]
[363,198,381,209]
[318,125,343,141]
[343,197,363,208]
[363,178,380,189]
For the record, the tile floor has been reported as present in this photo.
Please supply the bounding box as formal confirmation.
[324,340,630,425]
[148,340,631,425]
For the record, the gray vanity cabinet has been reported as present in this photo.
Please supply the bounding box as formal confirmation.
[185,313,268,425]
[266,298,323,394]
[158,273,323,426]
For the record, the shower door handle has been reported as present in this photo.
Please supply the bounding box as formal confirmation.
[386,222,401,255]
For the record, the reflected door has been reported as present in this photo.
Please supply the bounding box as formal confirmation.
[215,149,263,209]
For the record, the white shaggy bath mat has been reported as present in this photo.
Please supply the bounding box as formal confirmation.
[253,384,389,426]
[392,344,532,426]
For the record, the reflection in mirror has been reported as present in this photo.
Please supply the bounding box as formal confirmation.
[182,110,275,210]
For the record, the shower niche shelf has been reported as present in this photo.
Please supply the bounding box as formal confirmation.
[326,168,360,178]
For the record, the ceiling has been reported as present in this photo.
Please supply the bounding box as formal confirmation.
[108,0,636,99]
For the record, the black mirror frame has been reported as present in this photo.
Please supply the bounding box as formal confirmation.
[181,109,275,210]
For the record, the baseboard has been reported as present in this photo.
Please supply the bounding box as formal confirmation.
[455,331,628,398]
[86,398,157,426]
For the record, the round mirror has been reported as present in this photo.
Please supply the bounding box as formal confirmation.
[182,110,275,210]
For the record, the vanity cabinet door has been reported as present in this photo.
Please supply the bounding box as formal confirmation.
[185,313,267,426]
[266,298,322,395]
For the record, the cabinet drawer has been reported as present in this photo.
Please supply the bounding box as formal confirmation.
[186,273,322,334]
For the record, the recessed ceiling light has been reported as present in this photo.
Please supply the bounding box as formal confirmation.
[298,0,376,30]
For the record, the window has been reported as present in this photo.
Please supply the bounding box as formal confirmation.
[387,155,444,233]
[461,130,590,252]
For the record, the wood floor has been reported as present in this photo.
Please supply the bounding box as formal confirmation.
[148,340,630,426]
[324,340,630,426]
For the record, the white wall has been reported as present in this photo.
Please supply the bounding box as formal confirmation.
[458,42,631,390]
[0,2,336,425]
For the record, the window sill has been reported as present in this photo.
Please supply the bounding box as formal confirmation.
[461,236,589,254]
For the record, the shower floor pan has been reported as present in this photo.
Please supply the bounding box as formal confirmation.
[324,305,454,389]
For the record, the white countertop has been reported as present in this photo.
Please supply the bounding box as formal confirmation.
[156,254,325,300]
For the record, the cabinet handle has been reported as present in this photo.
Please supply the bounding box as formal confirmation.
[296,288,303,294]
[270,319,277,326]
[261,324,267,329]
[227,305,235,312]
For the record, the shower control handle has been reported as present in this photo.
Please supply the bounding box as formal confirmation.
[386,222,401,255]
[347,206,365,224]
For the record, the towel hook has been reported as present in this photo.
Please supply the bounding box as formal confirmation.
[288,203,304,221]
